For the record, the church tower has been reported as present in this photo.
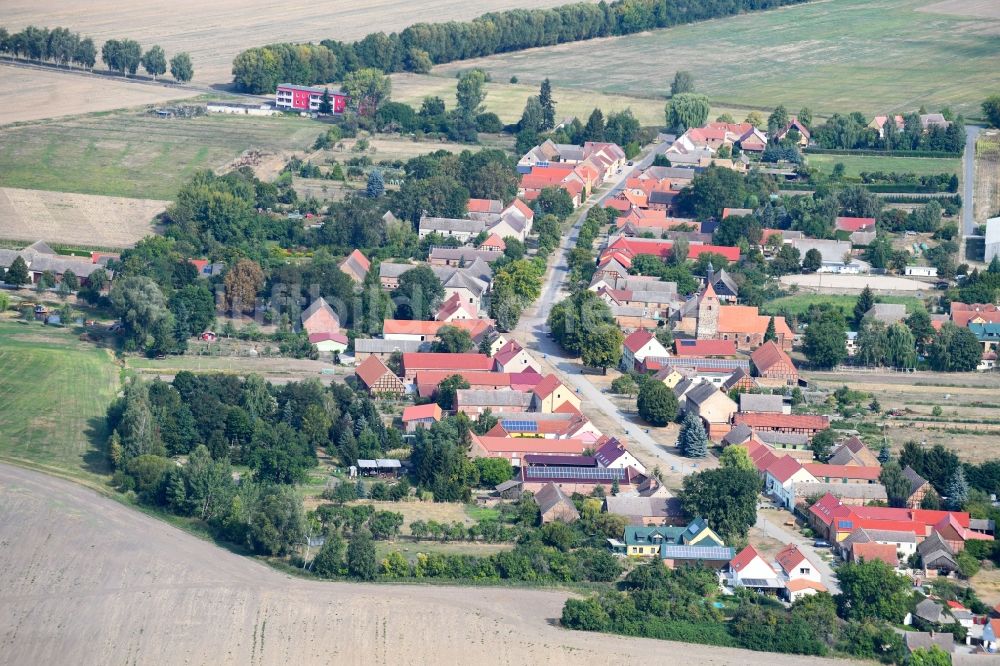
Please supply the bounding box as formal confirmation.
[696,282,720,339]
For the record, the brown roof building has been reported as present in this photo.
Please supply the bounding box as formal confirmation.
[534,483,580,524]
[339,249,371,283]
[750,340,799,387]
[355,356,405,396]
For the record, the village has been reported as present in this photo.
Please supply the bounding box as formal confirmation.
[3,51,1000,666]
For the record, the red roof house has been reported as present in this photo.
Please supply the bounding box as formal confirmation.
[835,217,876,233]
[400,352,494,380]
[673,339,737,357]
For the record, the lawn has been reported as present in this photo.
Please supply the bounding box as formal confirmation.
[431,0,1000,118]
[807,154,961,178]
[0,107,319,199]
[0,317,118,484]
[762,293,926,317]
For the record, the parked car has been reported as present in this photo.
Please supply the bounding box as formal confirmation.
[813,539,831,548]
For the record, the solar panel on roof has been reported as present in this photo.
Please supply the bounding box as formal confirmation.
[501,419,538,433]
[661,545,732,560]
[525,466,625,481]
[664,357,748,371]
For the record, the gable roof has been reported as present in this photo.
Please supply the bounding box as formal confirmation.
[835,216,876,233]
[718,307,792,337]
[767,455,807,484]
[735,412,829,431]
[340,249,371,278]
[301,297,339,325]
[730,545,773,574]
[533,374,568,400]
[852,542,898,566]
[623,329,657,354]
[401,403,442,422]
[750,340,796,374]
[674,339,737,357]
[402,352,494,372]
[739,393,785,414]
[355,355,394,387]
[775,544,809,574]
[804,463,881,481]
[534,482,579,519]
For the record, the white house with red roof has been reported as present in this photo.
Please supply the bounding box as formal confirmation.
[727,545,784,594]
[478,234,507,253]
[764,455,817,509]
[620,329,670,372]
[492,340,541,374]
[774,544,825,601]
[435,292,479,322]
[594,438,647,475]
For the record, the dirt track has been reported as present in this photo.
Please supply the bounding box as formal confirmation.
[0,463,855,665]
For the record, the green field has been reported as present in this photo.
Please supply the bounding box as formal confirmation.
[391,73,750,126]
[0,318,118,483]
[0,108,319,199]
[807,153,961,178]
[433,0,1000,117]
[762,293,926,318]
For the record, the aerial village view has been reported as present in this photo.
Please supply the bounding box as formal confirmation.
[3,0,1000,664]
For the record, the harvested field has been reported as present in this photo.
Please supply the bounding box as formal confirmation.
[0,319,117,484]
[3,0,573,87]
[0,65,200,125]
[0,187,165,248]
[433,0,1000,117]
[0,108,318,199]
[0,462,856,666]
[806,153,961,179]
[975,131,1000,225]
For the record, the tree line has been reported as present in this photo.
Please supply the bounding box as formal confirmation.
[0,25,192,81]
[811,110,965,154]
[231,0,811,93]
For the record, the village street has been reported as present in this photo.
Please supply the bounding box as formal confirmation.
[757,509,841,594]
[509,142,701,482]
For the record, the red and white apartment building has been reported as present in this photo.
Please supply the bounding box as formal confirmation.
[274,84,348,113]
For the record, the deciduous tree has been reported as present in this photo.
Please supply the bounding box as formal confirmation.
[665,93,710,132]
[223,258,264,314]
[637,381,678,426]
[141,45,166,79]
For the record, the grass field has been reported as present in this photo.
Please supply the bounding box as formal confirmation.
[391,73,751,126]
[433,0,1000,118]
[0,318,117,483]
[0,108,320,199]
[762,293,926,317]
[807,153,961,178]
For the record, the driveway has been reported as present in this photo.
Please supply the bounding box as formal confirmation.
[757,509,840,594]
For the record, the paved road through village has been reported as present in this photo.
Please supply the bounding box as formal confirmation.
[510,143,697,478]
